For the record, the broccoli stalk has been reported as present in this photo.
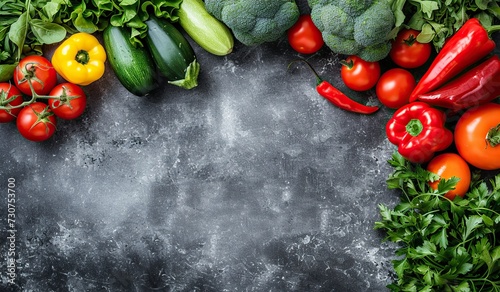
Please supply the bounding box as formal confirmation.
[205,0,300,46]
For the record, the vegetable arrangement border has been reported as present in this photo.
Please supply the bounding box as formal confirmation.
[1,0,500,290]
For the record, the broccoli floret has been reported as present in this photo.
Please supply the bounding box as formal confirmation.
[323,34,361,56]
[338,0,374,17]
[309,0,395,61]
[358,42,392,62]
[354,2,395,47]
[313,3,355,38]
[205,0,300,46]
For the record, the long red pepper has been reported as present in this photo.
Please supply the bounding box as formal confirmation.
[316,81,379,114]
[416,55,500,110]
[409,18,497,102]
[293,60,379,115]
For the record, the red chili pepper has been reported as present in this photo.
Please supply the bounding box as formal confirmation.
[293,60,379,115]
[416,55,500,111]
[315,80,379,114]
[409,18,497,102]
[386,102,453,164]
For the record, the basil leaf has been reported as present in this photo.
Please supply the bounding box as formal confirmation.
[475,0,490,10]
[30,19,66,44]
[8,11,29,59]
[42,2,62,21]
[0,63,17,82]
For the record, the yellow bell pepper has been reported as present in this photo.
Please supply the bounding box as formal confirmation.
[52,32,107,86]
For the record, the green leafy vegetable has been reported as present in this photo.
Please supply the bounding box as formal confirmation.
[0,0,182,82]
[391,0,500,50]
[376,152,500,291]
[30,19,67,45]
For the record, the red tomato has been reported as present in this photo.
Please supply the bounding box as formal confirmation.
[48,83,87,120]
[454,103,500,170]
[390,29,432,68]
[287,15,324,54]
[427,153,471,200]
[340,55,380,91]
[16,102,57,142]
[0,83,24,123]
[376,68,416,109]
[13,55,57,96]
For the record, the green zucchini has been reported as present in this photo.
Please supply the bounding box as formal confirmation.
[103,26,158,96]
[145,17,200,90]
[176,0,234,56]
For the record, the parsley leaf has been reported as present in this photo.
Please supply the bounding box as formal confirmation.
[376,152,500,291]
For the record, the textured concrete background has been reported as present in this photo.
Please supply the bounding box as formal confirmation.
[1,4,499,292]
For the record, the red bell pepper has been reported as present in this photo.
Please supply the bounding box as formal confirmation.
[409,18,497,102]
[416,55,500,111]
[386,102,453,164]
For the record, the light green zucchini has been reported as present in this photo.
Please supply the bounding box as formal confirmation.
[176,0,234,56]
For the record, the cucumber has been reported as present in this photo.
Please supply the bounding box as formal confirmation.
[176,0,234,56]
[103,26,158,97]
[145,17,200,90]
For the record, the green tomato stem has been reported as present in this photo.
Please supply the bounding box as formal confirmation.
[486,124,500,148]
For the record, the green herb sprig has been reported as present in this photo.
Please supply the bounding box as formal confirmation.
[376,152,500,291]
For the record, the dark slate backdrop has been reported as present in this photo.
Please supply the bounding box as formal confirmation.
[1,2,499,291]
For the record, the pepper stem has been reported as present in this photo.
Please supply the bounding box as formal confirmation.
[486,25,500,34]
[486,124,500,148]
[406,119,423,137]
[75,50,90,65]
[287,59,323,85]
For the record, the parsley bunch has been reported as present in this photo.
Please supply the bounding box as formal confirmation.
[375,152,500,291]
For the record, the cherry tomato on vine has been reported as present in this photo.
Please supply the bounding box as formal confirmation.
[455,103,500,170]
[427,153,471,200]
[13,55,57,96]
[390,29,432,68]
[16,102,57,142]
[287,15,324,54]
[340,55,380,91]
[48,83,87,120]
[376,68,415,109]
[0,83,24,123]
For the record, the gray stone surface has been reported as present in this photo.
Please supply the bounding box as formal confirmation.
[1,10,499,292]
